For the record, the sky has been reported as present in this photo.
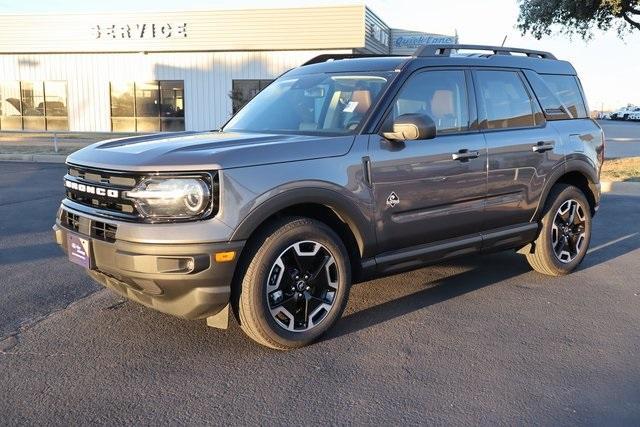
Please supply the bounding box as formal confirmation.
[0,0,638,110]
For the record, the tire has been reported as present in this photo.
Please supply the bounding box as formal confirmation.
[234,217,351,350]
[525,184,592,276]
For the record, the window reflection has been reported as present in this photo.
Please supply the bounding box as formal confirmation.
[392,70,470,134]
[44,81,69,131]
[540,75,587,119]
[110,83,135,117]
[0,82,23,130]
[0,81,68,131]
[160,80,184,131]
[136,82,160,118]
[476,71,539,129]
[21,81,45,130]
[110,81,185,132]
[231,79,273,114]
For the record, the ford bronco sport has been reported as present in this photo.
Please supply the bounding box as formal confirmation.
[54,44,604,350]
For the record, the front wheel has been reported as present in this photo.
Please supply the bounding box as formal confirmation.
[525,184,592,276]
[235,217,351,350]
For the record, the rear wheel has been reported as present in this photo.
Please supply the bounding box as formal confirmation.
[525,184,592,276]
[235,217,351,350]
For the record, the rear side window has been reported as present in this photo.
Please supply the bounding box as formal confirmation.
[475,70,542,130]
[540,74,588,119]
[523,70,570,119]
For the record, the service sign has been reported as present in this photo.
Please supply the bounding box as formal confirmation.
[92,23,188,40]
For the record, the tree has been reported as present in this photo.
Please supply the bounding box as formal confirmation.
[517,0,640,39]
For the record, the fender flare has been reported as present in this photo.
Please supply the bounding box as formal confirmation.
[531,158,599,221]
[229,187,376,257]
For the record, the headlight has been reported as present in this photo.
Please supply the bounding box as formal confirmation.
[125,177,212,220]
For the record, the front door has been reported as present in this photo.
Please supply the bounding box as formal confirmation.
[368,69,487,255]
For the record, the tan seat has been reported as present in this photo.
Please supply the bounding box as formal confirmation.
[430,89,459,130]
[351,90,372,114]
[431,90,454,118]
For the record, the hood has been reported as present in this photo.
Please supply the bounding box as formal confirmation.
[66,131,355,172]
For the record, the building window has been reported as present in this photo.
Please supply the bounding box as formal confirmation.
[231,80,273,114]
[0,81,69,131]
[0,82,22,130]
[110,81,184,132]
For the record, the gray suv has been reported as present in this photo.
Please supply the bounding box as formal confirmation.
[54,44,604,350]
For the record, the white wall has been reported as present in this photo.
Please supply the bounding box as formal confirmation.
[0,6,367,54]
[0,49,350,132]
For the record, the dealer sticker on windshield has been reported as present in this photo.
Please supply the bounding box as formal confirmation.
[343,101,359,113]
[67,233,92,269]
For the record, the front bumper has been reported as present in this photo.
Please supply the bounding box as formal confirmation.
[53,207,244,320]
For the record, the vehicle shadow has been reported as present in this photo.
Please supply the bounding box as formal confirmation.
[327,192,640,342]
[327,251,530,341]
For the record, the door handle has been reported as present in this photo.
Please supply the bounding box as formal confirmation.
[452,149,480,161]
[532,141,554,153]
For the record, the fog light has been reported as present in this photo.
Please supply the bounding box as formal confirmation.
[214,251,236,263]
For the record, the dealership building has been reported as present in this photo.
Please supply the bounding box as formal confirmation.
[0,5,455,133]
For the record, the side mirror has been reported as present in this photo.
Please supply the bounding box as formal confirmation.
[382,113,436,142]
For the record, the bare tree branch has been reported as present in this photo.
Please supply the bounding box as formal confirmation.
[622,12,640,29]
[621,1,640,15]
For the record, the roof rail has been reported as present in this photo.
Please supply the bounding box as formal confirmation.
[302,53,401,66]
[414,44,557,60]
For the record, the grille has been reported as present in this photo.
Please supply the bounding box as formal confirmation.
[68,165,137,187]
[92,221,118,242]
[64,164,220,223]
[65,165,140,219]
[64,211,81,232]
[60,209,118,243]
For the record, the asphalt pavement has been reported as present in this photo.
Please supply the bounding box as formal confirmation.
[1,162,639,425]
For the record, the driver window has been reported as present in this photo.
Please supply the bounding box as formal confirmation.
[393,70,470,134]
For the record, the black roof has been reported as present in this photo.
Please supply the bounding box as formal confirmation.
[288,56,410,75]
[291,44,577,76]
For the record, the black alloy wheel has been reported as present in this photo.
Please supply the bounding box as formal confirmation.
[551,199,588,263]
[235,217,351,350]
[266,240,339,332]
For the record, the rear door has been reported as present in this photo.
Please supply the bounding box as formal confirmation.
[474,69,562,232]
[368,69,487,254]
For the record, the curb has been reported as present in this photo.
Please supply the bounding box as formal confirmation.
[0,153,66,163]
[601,180,640,194]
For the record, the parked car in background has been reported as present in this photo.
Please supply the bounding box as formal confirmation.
[610,105,640,121]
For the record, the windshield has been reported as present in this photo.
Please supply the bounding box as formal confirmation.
[224,72,393,135]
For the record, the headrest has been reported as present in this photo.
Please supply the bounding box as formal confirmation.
[350,90,372,114]
[431,90,454,118]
